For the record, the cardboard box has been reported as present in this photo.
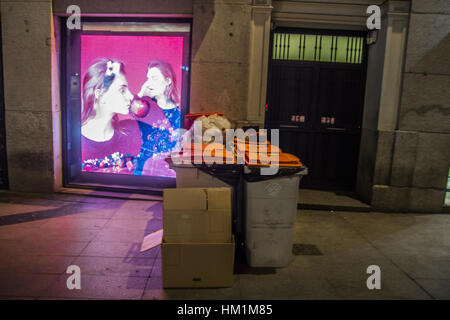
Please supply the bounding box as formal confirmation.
[163,187,232,243]
[162,236,235,288]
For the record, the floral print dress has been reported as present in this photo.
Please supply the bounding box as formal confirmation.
[134,105,181,175]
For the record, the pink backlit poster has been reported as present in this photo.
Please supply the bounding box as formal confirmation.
[79,34,184,177]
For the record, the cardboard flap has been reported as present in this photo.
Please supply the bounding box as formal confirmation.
[207,188,231,210]
[163,188,207,210]
[140,229,163,252]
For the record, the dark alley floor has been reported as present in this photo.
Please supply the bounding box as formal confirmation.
[0,191,449,300]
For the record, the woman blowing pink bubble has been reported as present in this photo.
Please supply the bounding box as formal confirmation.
[81,59,141,173]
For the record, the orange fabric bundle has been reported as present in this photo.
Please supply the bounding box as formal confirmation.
[177,142,236,164]
[235,142,281,154]
[245,152,303,167]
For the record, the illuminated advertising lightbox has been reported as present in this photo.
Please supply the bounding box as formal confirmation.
[63,20,191,190]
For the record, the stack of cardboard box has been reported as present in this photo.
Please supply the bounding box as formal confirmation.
[161,187,235,288]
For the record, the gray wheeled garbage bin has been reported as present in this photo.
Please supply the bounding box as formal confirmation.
[244,168,308,267]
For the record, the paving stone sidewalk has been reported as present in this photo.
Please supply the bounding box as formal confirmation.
[0,192,449,300]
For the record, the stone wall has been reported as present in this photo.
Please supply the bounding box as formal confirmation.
[1,0,55,192]
[190,0,251,123]
[371,0,450,212]
[52,0,194,15]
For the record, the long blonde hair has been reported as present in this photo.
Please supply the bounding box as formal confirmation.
[81,58,126,127]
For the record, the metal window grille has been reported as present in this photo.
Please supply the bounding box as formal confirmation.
[272,33,364,64]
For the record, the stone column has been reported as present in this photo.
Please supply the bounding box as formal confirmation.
[368,1,412,210]
[245,0,272,128]
[377,1,410,132]
[1,0,56,192]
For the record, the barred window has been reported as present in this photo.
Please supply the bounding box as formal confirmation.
[272,33,364,64]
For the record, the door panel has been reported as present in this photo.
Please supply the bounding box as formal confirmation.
[278,130,313,186]
[316,67,364,131]
[270,64,314,127]
[309,133,360,189]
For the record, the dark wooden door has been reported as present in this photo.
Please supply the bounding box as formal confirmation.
[266,29,367,190]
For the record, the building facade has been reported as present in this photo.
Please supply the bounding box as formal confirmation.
[0,0,448,212]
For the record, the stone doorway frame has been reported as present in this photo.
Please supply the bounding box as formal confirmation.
[247,0,411,202]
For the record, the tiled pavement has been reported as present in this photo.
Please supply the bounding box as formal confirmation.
[0,192,449,300]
